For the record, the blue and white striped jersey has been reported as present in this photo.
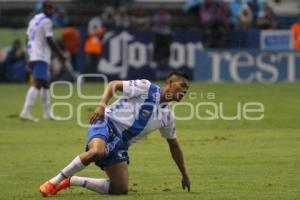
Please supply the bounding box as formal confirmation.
[105,79,176,145]
[26,13,53,64]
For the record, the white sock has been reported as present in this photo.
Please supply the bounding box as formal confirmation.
[40,88,51,117]
[20,86,39,115]
[49,156,86,185]
[70,176,110,194]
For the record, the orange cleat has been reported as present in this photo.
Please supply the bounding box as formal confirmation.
[39,181,56,197]
[52,178,71,195]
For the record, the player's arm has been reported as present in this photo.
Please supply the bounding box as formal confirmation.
[42,19,65,63]
[46,37,65,62]
[167,138,191,192]
[25,36,32,72]
[90,81,123,124]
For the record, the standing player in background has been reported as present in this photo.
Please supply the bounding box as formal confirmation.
[39,71,191,196]
[20,1,65,122]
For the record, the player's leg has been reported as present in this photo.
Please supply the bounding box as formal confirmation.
[20,78,42,122]
[40,80,56,120]
[48,138,106,184]
[39,138,107,196]
[49,133,129,196]
[20,60,49,121]
[54,161,128,195]
[59,176,110,194]
[104,161,128,195]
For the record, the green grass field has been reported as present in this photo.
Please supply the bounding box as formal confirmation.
[0,82,299,200]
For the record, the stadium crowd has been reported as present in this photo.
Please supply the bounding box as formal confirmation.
[0,0,300,83]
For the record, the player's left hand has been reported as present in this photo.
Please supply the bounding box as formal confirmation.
[181,175,191,192]
[89,104,106,124]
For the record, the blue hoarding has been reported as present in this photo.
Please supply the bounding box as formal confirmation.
[195,50,300,82]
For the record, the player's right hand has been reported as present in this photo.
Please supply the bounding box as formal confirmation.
[181,175,191,192]
[89,104,106,124]
[26,62,32,73]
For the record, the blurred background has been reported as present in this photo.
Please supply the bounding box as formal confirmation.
[0,0,299,83]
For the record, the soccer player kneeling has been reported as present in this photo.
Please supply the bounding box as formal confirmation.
[39,71,191,196]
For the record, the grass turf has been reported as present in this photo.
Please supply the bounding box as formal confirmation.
[0,82,299,200]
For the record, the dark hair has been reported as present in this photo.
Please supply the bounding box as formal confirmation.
[167,71,189,80]
[43,0,53,9]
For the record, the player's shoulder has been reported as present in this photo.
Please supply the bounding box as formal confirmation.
[31,13,52,25]
[41,17,53,25]
[28,14,39,25]
[130,79,151,89]
[137,79,151,85]
[35,13,52,24]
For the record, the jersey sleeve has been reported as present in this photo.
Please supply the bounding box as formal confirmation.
[26,20,33,37]
[159,111,176,139]
[123,79,151,98]
[26,27,30,36]
[43,19,53,37]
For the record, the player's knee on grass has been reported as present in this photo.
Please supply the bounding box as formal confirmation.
[109,183,128,195]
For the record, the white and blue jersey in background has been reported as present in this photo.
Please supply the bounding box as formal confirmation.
[26,13,53,81]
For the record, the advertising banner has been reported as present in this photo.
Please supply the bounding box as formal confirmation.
[260,30,292,50]
[97,30,202,80]
[195,49,300,82]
